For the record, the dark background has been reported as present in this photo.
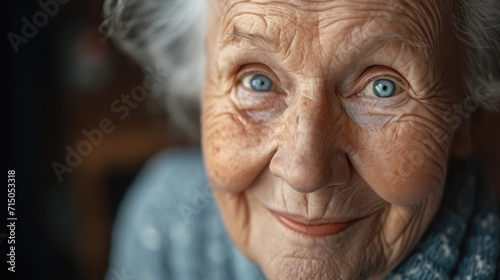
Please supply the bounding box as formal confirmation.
[3,1,500,280]
[4,1,181,279]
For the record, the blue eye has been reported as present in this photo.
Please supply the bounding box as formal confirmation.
[373,79,396,98]
[242,74,274,92]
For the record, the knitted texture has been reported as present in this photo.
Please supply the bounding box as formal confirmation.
[387,160,500,280]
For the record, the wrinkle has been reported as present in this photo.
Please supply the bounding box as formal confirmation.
[226,27,279,53]
[282,178,288,213]
[204,1,458,279]
[203,104,250,133]
[304,194,309,218]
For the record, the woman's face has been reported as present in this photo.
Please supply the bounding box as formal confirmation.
[202,0,464,278]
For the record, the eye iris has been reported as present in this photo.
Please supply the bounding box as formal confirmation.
[250,75,273,92]
[373,79,396,98]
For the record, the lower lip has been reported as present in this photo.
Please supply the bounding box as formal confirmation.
[271,211,354,237]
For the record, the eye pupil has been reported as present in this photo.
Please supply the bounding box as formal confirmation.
[250,75,273,92]
[373,79,396,98]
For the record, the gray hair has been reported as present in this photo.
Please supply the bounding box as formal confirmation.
[453,0,500,110]
[101,0,500,137]
[102,0,207,139]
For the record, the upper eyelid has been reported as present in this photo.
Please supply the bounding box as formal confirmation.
[361,72,406,87]
[238,70,273,81]
[353,69,407,95]
[237,65,407,95]
[237,66,278,82]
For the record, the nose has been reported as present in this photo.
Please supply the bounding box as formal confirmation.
[269,92,351,193]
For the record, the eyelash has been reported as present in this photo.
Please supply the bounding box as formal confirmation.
[236,66,406,98]
[356,74,406,97]
[238,71,281,93]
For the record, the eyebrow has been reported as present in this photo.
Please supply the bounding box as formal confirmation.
[223,28,280,53]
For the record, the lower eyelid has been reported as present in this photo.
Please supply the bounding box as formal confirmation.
[237,65,283,87]
[233,85,288,115]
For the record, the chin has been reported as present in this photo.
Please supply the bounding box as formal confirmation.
[214,179,441,280]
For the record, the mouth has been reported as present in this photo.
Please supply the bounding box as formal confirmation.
[270,210,356,237]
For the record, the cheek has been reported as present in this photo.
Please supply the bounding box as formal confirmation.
[202,91,276,192]
[352,120,453,205]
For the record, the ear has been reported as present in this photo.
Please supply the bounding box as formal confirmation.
[451,119,472,160]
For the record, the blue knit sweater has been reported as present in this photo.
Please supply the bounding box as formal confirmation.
[106,149,500,280]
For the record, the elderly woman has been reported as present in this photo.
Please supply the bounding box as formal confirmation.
[103,0,500,279]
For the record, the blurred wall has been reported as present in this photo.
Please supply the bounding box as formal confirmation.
[5,1,177,279]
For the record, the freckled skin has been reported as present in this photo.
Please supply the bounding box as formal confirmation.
[202,0,465,279]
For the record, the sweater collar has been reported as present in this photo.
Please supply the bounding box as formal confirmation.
[387,160,500,279]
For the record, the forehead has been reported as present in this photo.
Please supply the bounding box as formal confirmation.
[219,0,442,40]
[216,0,442,23]
[212,0,446,80]
[215,0,443,56]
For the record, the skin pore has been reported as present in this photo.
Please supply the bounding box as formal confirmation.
[202,0,465,279]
